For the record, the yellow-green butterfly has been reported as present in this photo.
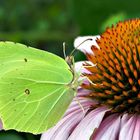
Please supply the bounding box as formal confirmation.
[0,41,77,134]
[0,39,92,134]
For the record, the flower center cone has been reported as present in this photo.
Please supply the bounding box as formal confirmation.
[83,19,140,114]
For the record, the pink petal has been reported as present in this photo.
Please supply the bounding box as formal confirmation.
[75,61,93,74]
[74,36,100,54]
[120,114,131,128]
[76,88,91,97]
[119,115,137,140]
[75,61,96,86]
[68,107,108,140]
[133,115,140,140]
[41,97,95,140]
[93,114,121,140]
[64,97,96,116]
[75,61,84,73]
[41,110,84,140]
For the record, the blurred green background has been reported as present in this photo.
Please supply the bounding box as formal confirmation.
[0,0,140,139]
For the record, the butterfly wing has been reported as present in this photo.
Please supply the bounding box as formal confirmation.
[0,42,75,134]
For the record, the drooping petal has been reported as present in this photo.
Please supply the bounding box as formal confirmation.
[132,115,140,140]
[76,88,91,97]
[120,114,131,128]
[75,61,92,74]
[75,61,83,73]
[75,61,95,89]
[119,115,137,140]
[64,97,96,116]
[93,114,121,140]
[41,110,83,140]
[68,107,108,140]
[40,96,95,140]
[74,36,100,54]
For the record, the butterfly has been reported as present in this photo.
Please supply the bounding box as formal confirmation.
[0,41,76,134]
[0,37,95,134]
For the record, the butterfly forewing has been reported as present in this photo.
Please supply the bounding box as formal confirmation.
[0,42,75,134]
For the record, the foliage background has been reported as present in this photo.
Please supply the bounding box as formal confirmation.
[0,0,140,139]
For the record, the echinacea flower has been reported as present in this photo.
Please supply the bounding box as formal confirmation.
[41,19,140,140]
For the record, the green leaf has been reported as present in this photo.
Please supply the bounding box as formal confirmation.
[0,41,76,134]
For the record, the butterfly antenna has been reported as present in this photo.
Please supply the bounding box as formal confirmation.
[70,38,93,57]
[63,42,67,59]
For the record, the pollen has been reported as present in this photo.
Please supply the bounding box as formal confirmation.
[83,19,140,114]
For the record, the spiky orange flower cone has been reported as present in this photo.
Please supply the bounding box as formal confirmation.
[83,19,140,113]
